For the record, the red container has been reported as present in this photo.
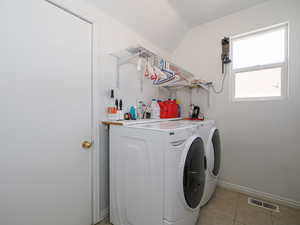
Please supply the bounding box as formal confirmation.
[174,100,179,117]
[158,99,179,118]
[158,101,168,119]
[171,99,178,118]
[166,99,173,118]
[162,99,178,118]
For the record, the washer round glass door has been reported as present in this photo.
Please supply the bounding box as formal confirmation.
[183,137,205,209]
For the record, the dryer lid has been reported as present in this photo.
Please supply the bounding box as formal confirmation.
[129,120,197,131]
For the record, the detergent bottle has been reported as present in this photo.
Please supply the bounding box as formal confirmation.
[150,99,160,119]
[171,99,178,118]
[158,100,167,119]
[166,99,172,118]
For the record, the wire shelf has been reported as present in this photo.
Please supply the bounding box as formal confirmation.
[111,45,197,89]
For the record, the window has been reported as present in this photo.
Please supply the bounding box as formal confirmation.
[231,23,288,101]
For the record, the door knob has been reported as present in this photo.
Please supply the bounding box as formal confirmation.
[82,141,93,149]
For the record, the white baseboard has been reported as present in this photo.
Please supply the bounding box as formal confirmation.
[218,180,300,209]
[98,208,109,223]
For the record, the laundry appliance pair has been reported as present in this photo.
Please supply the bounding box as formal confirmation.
[109,120,221,225]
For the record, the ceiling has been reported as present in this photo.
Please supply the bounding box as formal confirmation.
[84,0,189,52]
[168,0,270,27]
[84,0,270,51]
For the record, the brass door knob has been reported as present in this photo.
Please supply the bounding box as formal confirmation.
[82,141,93,149]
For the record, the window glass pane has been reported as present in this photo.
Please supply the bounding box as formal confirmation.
[233,28,285,69]
[235,67,282,98]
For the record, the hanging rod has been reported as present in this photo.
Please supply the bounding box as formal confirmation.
[110,45,212,96]
[111,45,196,89]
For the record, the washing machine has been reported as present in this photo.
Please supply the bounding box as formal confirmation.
[181,120,221,207]
[200,121,221,206]
[109,121,206,225]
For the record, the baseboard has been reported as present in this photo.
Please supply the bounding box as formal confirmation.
[218,180,300,209]
[98,208,109,223]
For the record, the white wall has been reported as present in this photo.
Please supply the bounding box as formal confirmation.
[173,0,300,205]
[51,0,171,222]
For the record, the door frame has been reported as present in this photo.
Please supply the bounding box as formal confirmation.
[44,1,99,224]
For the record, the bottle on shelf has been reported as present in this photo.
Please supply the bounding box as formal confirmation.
[107,89,118,121]
[150,99,160,119]
[172,99,179,118]
[158,100,167,119]
[130,106,136,120]
[189,104,194,119]
[118,99,124,120]
[166,99,172,118]
[176,99,182,118]
[136,100,144,120]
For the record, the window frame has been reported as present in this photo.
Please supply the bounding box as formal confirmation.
[230,22,289,102]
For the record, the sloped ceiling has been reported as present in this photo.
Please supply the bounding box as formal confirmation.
[85,0,189,52]
[168,0,270,27]
[84,0,270,52]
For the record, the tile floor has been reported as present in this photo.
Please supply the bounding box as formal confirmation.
[198,187,300,225]
[98,187,300,225]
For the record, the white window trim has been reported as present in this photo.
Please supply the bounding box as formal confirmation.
[230,22,289,102]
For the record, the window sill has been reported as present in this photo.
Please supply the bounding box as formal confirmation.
[231,95,286,102]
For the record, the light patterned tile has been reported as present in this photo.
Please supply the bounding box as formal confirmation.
[235,193,274,225]
[272,204,300,219]
[236,208,272,225]
[272,204,300,225]
[272,216,300,225]
[203,194,237,219]
[214,187,240,201]
[198,209,234,225]
[234,222,244,225]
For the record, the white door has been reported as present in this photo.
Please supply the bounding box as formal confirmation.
[0,1,93,225]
